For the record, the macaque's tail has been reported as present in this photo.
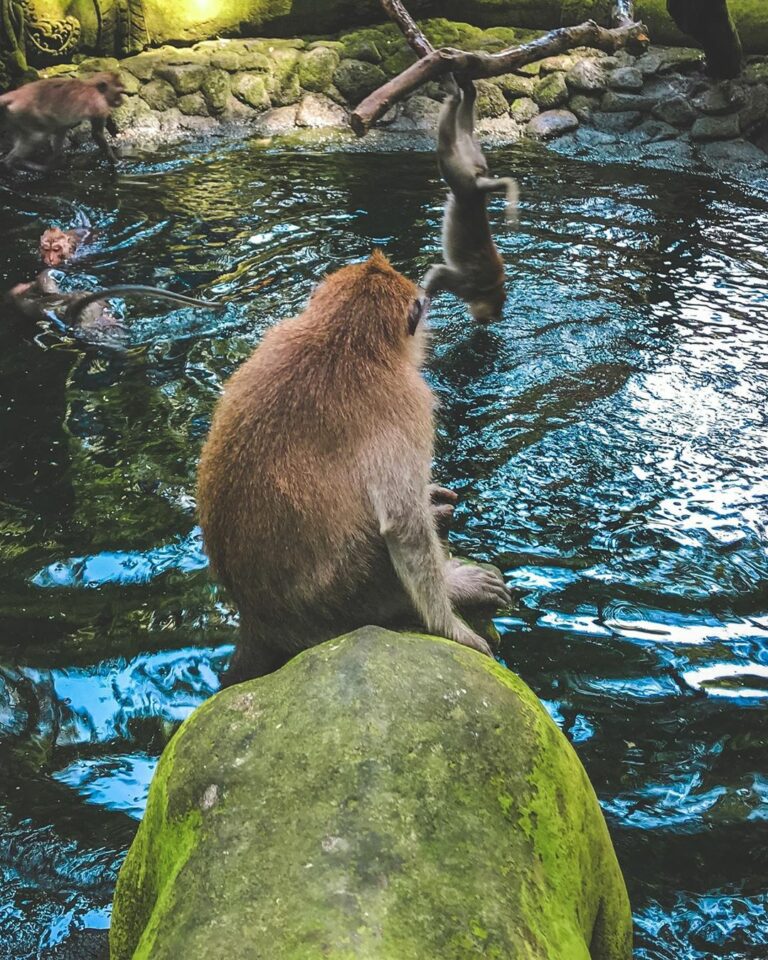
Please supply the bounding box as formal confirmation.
[477,176,519,226]
[63,285,223,324]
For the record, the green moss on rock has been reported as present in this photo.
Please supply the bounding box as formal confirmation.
[140,78,176,112]
[201,68,230,115]
[333,58,387,104]
[475,79,510,118]
[231,74,271,110]
[298,47,340,93]
[111,628,632,960]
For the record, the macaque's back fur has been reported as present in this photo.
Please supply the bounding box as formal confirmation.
[0,73,120,132]
[197,252,432,652]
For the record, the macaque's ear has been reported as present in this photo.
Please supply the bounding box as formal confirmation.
[407,294,429,336]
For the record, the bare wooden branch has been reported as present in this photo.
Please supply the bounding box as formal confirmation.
[381,0,434,58]
[351,18,650,136]
[611,1,636,28]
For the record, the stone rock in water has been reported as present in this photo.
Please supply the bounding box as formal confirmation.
[526,109,579,139]
[566,59,607,93]
[110,628,632,960]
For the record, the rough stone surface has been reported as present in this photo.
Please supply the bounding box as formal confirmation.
[691,114,742,141]
[475,79,509,119]
[298,47,340,93]
[490,73,535,101]
[296,93,347,128]
[201,68,231,115]
[652,95,698,127]
[155,64,207,96]
[140,79,176,111]
[570,93,601,121]
[231,74,270,111]
[592,110,642,132]
[739,84,768,131]
[607,67,643,91]
[177,92,209,117]
[253,104,299,135]
[601,90,656,113]
[566,59,607,93]
[527,109,579,139]
[693,84,747,115]
[534,72,569,109]
[110,629,632,960]
[402,94,442,129]
[510,96,539,123]
[332,58,386,104]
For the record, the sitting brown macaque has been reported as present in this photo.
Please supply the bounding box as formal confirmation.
[5,270,221,333]
[197,251,511,685]
[422,76,518,324]
[0,72,125,171]
[39,225,92,267]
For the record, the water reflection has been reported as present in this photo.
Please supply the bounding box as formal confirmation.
[0,138,767,957]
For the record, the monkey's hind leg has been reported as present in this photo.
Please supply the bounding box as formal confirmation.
[220,638,291,688]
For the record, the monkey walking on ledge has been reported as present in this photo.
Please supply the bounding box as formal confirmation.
[197,252,512,686]
[0,72,125,171]
[422,75,518,324]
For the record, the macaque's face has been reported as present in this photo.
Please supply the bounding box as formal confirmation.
[39,229,76,267]
[103,74,126,107]
[470,290,505,324]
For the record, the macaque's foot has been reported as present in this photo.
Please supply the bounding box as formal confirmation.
[451,620,494,658]
[445,559,511,612]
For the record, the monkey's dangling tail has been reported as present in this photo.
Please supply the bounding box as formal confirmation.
[63,286,224,325]
[477,176,519,226]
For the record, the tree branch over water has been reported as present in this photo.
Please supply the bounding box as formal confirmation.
[351,2,649,136]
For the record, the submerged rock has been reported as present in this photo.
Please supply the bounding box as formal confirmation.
[110,628,632,960]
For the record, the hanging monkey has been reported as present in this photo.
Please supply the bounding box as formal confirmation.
[422,76,518,324]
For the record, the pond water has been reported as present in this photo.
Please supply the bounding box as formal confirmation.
[0,135,766,959]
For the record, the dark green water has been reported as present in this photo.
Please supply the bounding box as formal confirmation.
[0,137,767,958]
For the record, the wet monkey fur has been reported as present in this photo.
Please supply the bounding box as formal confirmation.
[39,226,91,267]
[0,72,125,171]
[197,252,511,685]
[422,76,518,323]
[5,270,221,330]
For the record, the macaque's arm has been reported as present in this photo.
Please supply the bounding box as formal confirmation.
[370,469,492,656]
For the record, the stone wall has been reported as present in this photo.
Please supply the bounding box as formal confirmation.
[44,20,768,172]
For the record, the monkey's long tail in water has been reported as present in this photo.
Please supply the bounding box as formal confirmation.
[63,286,224,325]
[477,176,519,226]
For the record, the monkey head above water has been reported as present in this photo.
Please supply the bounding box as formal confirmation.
[422,76,518,324]
[39,226,91,267]
[197,251,511,685]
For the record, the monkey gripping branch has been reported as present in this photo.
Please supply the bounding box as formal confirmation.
[351,0,650,136]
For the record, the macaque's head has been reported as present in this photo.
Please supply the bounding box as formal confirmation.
[90,71,125,107]
[469,286,506,325]
[310,251,426,355]
[39,228,78,267]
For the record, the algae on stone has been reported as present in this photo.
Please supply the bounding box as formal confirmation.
[111,628,632,960]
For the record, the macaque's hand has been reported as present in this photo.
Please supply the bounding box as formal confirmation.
[429,483,458,537]
[445,559,512,611]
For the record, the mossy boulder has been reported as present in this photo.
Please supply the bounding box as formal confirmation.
[298,47,341,93]
[201,68,231,115]
[140,78,176,112]
[231,74,271,110]
[110,628,632,960]
[333,58,387,105]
